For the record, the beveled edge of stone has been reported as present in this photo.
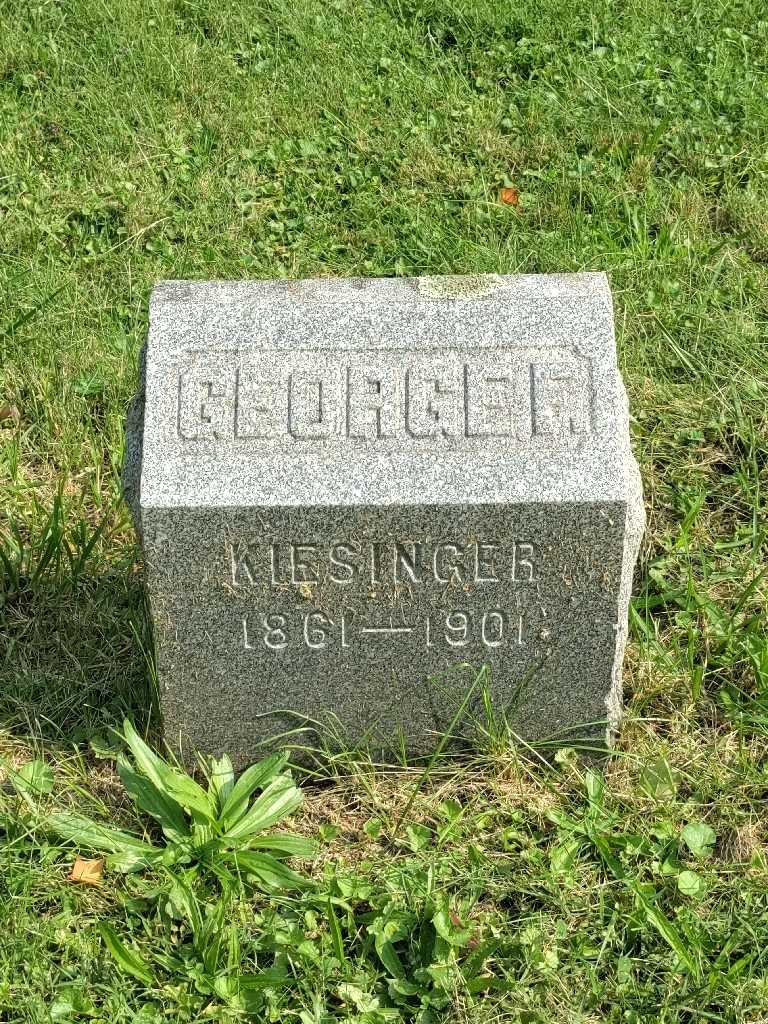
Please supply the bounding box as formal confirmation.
[148,271,611,310]
[604,370,646,743]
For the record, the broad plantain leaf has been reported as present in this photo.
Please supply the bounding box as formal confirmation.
[678,869,707,897]
[245,833,317,858]
[640,755,680,801]
[208,754,235,810]
[433,899,474,947]
[224,776,302,841]
[117,754,189,841]
[326,899,345,965]
[161,771,216,823]
[16,759,54,796]
[164,870,204,938]
[107,849,163,874]
[121,720,173,793]
[631,882,699,977]
[232,850,311,890]
[220,752,288,828]
[46,810,160,859]
[235,968,292,991]
[585,768,605,810]
[122,721,214,822]
[368,909,408,979]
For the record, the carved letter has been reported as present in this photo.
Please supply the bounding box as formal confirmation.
[329,542,359,583]
[270,543,283,585]
[512,542,536,581]
[230,542,258,586]
[370,542,384,585]
[289,372,336,439]
[433,543,466,584]
[291,544,319,583]
[405,366,464,438]
[474,542,499,583]
[465,367,520,437]
[236,367,287,438]
[178,367,235,439]
[530,361,590,437]
[347,368,398,439]
[394,542,423,583]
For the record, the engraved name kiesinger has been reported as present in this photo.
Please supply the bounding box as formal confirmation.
[230,538,538,587]
[177,349,593,441]
[231,538,552,654]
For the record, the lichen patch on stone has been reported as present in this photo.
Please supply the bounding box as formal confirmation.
[416,274,504,300]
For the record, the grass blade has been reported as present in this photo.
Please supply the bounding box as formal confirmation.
[327,899,346,967]
[98,922,154,986]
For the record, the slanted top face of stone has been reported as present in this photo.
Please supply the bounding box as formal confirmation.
[140,273,629,509]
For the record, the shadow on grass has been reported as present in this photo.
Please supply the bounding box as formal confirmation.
[0,498,155,746]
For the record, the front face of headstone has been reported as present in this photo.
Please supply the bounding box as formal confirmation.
[128,275,644,763]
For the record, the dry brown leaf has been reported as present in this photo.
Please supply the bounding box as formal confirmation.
[499,186,520,207]
[0,404,20,426]
[68,856,104,886]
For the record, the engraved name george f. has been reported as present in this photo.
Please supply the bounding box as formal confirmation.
[176,351,592,441]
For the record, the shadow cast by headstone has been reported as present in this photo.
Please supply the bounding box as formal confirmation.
[0,563,155,746]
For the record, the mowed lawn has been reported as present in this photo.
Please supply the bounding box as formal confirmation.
[1,1,767,1021]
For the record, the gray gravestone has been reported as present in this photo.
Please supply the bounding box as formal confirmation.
[124,273,644,764]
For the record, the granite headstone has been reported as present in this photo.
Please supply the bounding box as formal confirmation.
[124,273,644,764]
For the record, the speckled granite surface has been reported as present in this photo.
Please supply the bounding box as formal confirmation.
[124,273,644,765]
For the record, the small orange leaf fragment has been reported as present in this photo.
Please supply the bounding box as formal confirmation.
[68,856,104,886]
[500,186,520,207]
[0,404,20,426]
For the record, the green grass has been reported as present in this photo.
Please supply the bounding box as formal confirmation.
[1,0,767,1020]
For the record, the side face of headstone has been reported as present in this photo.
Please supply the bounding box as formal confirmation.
[124,274,644,764]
